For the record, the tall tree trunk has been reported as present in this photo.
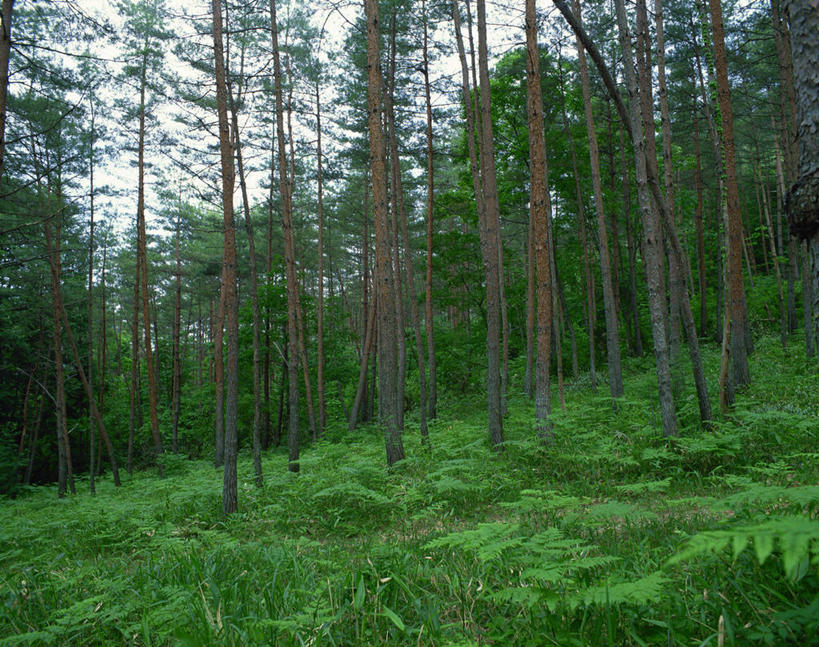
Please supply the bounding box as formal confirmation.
[0,0,12,181]
[422,0,437,419]
[227,52,263,488]
[349,298,377,431]
[385,15,407,433]
[211,0,239,513]
[693,88,708,336]
[315,80,326,437]
[709,0,751,390]
[128,245,140,473]
[135,50,163,465]
[621,126,643,355]
[213,263,226,467]
[525,0,554,437]
[572,0,623,400]
[387,16,428,440]
[654,0,685,393]
[785,0,819,358]
[557,51,596,385]
[45,219,70,497]
[87,103,96,494]
[172,204,182,453]
[366,0,403,465]
[525,213,535,398]
[452,0,502,447]
[271,0,302,471]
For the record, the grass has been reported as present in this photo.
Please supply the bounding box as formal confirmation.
[1,334,818,646]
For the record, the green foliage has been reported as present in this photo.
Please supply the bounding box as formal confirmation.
[1,335,818,645]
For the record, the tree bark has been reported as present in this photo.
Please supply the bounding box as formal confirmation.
[211,0,239,513]
[0,0,12,181]
[227,51,263,488]
[572,0,623,400]
[709,0,751,389]
[525,0,554,437]
[366,0,403,465]
[271,0,302,471]
[452,0,502,447]
[785,0,819,358]
[422,0,437,419]
[315,80,326,437]
[135,48,163,465]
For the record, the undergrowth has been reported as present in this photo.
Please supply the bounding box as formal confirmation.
[1,335,817,646]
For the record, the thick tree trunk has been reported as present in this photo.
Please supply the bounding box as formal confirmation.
[785,0,819,358]
[526,0,554,437]
[366,0,403,465]
[211,0,239,513]
[572,0,623,400]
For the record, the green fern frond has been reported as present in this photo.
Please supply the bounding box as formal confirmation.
[669,516,819,580]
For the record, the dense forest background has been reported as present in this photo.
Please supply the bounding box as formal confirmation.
[1,0,819,644]
[2,0,815,494]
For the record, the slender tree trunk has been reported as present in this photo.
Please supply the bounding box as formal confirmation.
[693,90,708,336]
[557,54,595,385]
[213,263,226,467]
[227,58,263,488]
[45,219,70,497]
[349,299,377,432]
[390,55,428,441]
[211,0,239,512]
[0,0,12,181]
[709,0,751,390]
[134,50,163,465]
[87,104,95,494]
[385,16,407,432]
[525,213,535,398]
[452,0,502,447]
[654,0,685,393]
[366,0,403,465]
[128,245,139,474]
[172,205,182,453]
[422,0,437,419]
[526,0,554,437]
[271,0,301,471]
[573,0,623,400]
[315,80,326,437]
[621,126,643,355]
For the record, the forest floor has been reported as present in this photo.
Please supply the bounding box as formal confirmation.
[1,334,818,646]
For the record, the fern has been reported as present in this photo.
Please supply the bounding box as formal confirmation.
[669,516,819,580]
[575,571,671,607]
[614,478,672,496]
